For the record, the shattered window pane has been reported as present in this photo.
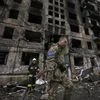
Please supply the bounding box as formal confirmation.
[8,9,19,19]
[0,51,8,65]
[24,30,41,42]
[2,27,14,39]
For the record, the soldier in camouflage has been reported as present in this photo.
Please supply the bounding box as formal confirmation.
[46,36,73,100]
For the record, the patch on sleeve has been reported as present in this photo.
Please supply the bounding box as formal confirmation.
[47,52,55,57]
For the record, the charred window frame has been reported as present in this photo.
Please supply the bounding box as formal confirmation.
[0,0,5,6]
[94,32,100,37]
[82,17,86,23]
[2,27,14,39]
[61,14,65,19]
[24,30,41,42]
[55,20,59,25]
[90,57,95,66]
[61,21,65,26]
[48,18,53,24]
[28,1,43,24]
[30,0,43,9]
[28,13,42,24]
[55,1,58,5]
[55,7,59,12]
[60,9,64,14]
[72,39,82,48]
[8,9,19,19]
[49,0,53,4]
[74,56,83,66]
[69,12,77,20]
[60,0,63,2]
[21,52,39,65]
[13,0,22,4]
[67,1,75,9]
[70,24,79,33]
[60,3,64,7]
[0,51,9,65]
[49,11,53,16]
[84,27,89,35]
[96,44,100,50]
[49,5,53,10]
[87,41,92,50]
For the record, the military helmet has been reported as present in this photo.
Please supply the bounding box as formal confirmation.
[32,58,36,61]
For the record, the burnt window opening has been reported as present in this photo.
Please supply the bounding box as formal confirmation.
[60,9,64,13]
[94,32,100,37]
[96,44,100,50]
[80,6,84,12]
[61,21,65,26]
[28,13,42,24]
[55,20,59,25]
[13,0,22,3]
[84,27,89,35]
[21,52,39,65]
[49,0,53,4]
[2,27,14,39]
[0,51,8,65]
[67,2,75,9]
[82,17,86,23]
[60,0,63,2]
[0,0,5,6]
[29,8,42,15]
[69,12,77,20]
[72,39,82,48]
[74,56,83,66]
[55,13,59,17]
[61,15,65,19]
[49,5,53,10]
[87,41,92,49]
[30,0,43,9]
[90,57,96,66]
[49,11,53,16]
[8,9,19,19]
[60,3,64,7]
[70,25,79,33]
[61,28,65,34]
[55,7,59,12]
[48,18,53,23]
[55,1,58,5]
[24,30,41,42]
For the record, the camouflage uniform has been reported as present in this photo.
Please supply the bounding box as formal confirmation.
[46,43,73,100]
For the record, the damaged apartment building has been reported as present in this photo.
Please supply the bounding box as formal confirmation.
[0,0,100,84]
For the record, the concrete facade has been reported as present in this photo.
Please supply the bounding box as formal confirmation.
[0,0,100,84]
